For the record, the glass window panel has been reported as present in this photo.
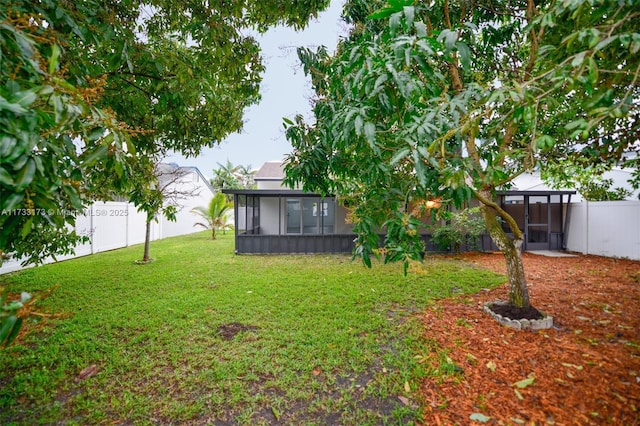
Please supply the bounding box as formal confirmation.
[286,199,301,234]
[246,196,254,233]
[252,196,260,233]
[322,199,335,234]
[237,195,246,234]
[302,198,318,234]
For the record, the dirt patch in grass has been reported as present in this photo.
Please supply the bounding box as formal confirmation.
[216,322,258,340]
[419,251,640,425]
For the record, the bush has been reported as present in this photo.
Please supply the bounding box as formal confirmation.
[431,207,486,253]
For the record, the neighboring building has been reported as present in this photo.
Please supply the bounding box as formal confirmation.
[155,164,217,238]
[223,162,576,254]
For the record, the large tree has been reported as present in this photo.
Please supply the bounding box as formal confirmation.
[1,0,329,346]
[1,0,330,266]
[284,0,639,312]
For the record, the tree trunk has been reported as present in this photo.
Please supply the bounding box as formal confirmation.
[478,193,531,309]
[143,218,152,262]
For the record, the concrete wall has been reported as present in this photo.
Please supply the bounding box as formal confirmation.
[566,200,640,260]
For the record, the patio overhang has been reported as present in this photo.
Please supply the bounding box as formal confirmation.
[222,189,326,197]
[496,190,576,196]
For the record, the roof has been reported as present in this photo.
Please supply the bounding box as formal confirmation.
[221,188,324,197]
[496,190,575,196]
[254,161,285,181]
[158,163,215,194]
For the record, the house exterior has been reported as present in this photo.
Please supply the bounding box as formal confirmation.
[223,162,576,254]
[223,162,357,254]
[155,163,217,238]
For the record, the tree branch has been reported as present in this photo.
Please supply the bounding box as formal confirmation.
[473,188,524,240]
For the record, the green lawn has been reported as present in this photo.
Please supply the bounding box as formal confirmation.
[0,232,504,425]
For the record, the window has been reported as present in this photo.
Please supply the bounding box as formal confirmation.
[238,195,260,234]
[286,197,334,234]
[313,202,329,217]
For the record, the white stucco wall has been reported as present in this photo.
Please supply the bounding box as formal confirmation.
[259,197,281,234]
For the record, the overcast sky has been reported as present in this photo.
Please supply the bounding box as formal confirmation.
[165,0,347,179]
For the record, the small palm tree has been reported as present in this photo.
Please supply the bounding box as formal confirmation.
[191,193,233,239]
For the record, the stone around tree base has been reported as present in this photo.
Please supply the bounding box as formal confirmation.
[484,301,553,331]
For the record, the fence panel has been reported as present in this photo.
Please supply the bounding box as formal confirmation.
[566,201,640,260]
[1,201,196,275]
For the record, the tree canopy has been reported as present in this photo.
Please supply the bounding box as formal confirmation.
[284,0,639,307]
[0,0,329,265]
[210,160,256,194]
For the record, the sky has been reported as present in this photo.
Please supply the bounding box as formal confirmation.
[165,0,347,180]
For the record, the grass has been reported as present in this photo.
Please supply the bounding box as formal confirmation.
[0,232,505,425]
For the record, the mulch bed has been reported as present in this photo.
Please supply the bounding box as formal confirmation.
[419,251,640,425]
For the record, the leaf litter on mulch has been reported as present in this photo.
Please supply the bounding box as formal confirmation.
[419,252,640,426]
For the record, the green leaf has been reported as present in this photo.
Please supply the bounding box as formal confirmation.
[389,12,402,32]
[0,136,17,157]
[0,315,17,346]
[87,127,105,142]
[49,44,61,74]
[390,148,410,166]
[415,21,427,38]
[0,166,14,186]
[14,30,35,60]
[0,193,23,211]
[0,96,28,114]
[403,6,415,28]
[469,413,491,423]
[513,375,535,389]
[413,150,427,187]
[535,135,555,149]
[354,115,364,136]
[364,122,376,146]
[14,90,37,108]
[565,119,586,131]
[20,216,34,238]
[588,56,598,83]
[456,42,471,71]
[368,7,396,20]
[4,317,23,346]
[571,51,586,67]
[631,34,640,54]
[83,145,109,165]
[14,158,36,190]
[438,29,458,50]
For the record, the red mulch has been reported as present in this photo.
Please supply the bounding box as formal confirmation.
[419,252,640,425]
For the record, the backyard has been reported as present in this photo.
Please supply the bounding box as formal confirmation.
[0,232,503,425]
[0,232,638,425]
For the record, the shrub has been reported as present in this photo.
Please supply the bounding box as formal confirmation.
[431,207,486,253]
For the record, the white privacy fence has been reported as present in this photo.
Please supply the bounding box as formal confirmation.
[0,199,209,275]
[565,200,640,260]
